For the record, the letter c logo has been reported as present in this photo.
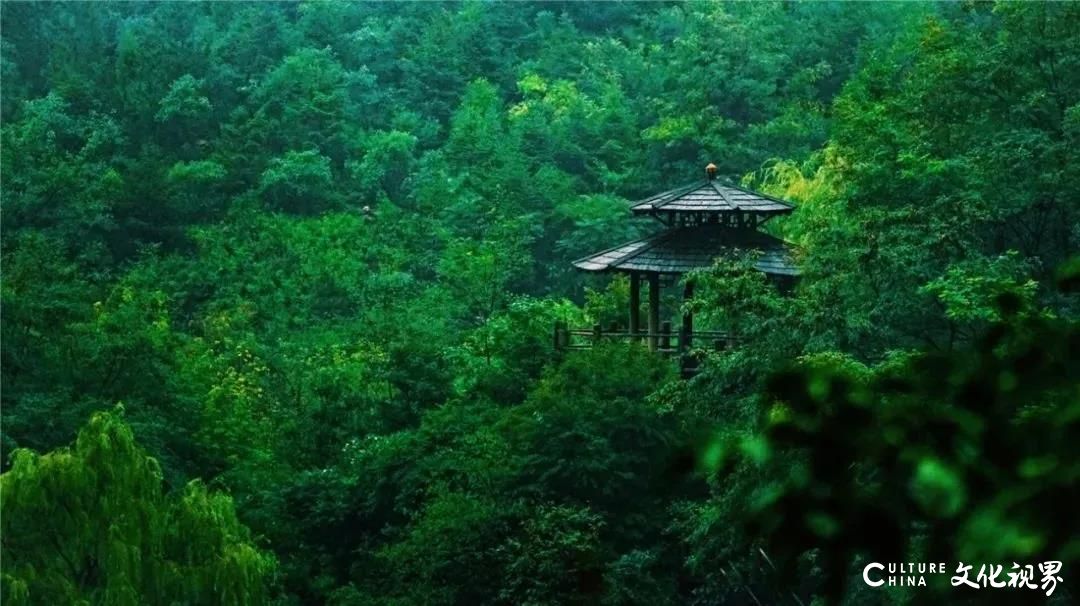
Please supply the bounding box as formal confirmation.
[863,563,884,587]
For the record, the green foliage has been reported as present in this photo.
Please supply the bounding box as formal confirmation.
[375,492,511,605]
[920,252,1040,326]
[155,74,211,123]
[259,150,335,213]
[446,297,583,403]
[266,343,694,604]
[437,230,531,325]
[3,2,1078,604]
[167,159,226,184]
[501,504,605,605]
[773,2,1080,356]
[721,297,1079,602]
[1,409,275,605]
[348,129,417,205]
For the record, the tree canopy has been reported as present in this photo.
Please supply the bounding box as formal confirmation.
[2,2,1077,604]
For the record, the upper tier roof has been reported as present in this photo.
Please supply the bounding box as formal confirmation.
[630,179,794,216]
[572,225,798,276]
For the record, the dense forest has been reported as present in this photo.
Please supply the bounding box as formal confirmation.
[2,1,1078,604]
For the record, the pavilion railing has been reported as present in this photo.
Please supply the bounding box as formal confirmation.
[552,321,739,355]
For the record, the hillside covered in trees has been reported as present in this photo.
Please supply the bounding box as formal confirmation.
[2,2,1078,605]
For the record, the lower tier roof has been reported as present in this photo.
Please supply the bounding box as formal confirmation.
[572,226,798,276]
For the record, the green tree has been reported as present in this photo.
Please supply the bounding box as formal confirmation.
[705,276,1079,603]
[1,409,275,605]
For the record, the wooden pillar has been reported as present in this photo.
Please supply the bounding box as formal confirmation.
[628,272,641,338]
[648,273,660,352]
[682,280,695,351]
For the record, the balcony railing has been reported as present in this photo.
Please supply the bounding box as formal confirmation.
[553,321,739,377]
[553,321,738,375]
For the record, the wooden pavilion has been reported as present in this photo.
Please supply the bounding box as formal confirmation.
[555,164,798,374]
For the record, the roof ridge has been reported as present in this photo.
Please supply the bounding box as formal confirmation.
[709,180,736,211]
[634,181,704,210]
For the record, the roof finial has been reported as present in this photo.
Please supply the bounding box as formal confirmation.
[705,162,717,181]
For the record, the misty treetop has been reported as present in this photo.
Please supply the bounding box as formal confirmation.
[2,2,1078,605]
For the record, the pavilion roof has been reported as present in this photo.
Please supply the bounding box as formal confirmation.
[630,180,794,216]
[572,225,798,276]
